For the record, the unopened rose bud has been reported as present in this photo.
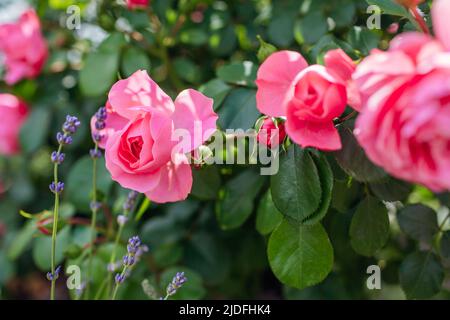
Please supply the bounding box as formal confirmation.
[257,117,286,149]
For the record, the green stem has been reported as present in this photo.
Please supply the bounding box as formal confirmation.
[50,145,63,300]
[111,265,129,300]
[104,212,128,298]
[85,144,99,299]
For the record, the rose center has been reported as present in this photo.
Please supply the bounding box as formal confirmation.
[128,136,144,159]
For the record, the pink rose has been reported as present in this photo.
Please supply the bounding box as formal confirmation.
[126,0,149,10]
[0,93,29,155]
[256,49,360,151]
[257,117,286,148]
[353,0,450,191]
[93,70,218,203]
[0,10,48,85]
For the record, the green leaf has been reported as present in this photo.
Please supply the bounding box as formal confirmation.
[271,146,322,222]
[160,267,206,300]
[302,152,334,225]
[66,156,113,212]
[349,196,389,256]
[80,51,120,97]
[185,232,231,285]
[79,33,125,97]
[399,252,444,299]
[334,126,387,182]
[397,205,439,243]
[174,58,202,84]
[297,11,328,44]
[366,0,408,17]
[256,190,283,235]
[180,29,209,46]
[217,61,257,87]
[0,251,14,286]
[440,231,450,259]
[370,177,412,202]
[331,180,362,213]
[32,226,71,271]
[7,220,36,260]
[20,107,51,154]
[191,166,221,200]
[121,46,151,77]
[268,15,295,47]
[268,220,334,289]
[347,27,381,56]
[217,169,265,230]
[218,88,260,130]
[154,243,184,268]
[199,79,232,111]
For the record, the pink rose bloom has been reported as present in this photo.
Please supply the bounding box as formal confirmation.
[0,93,29,155]
[92,70,218,203]
[256,49,360,151]
[353,0,450,191]
[127,0,149,10]
[0,10,48,85]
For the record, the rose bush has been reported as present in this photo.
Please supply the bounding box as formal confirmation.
[0,0,449,301]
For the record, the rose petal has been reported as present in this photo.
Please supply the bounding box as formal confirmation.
[256,50,308,117]
[286,116,342,151]
[432,0,450,50]
[145,155,193,203]
[172,89,218,153]
[108,70,175,120]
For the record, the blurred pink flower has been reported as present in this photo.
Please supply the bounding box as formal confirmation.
[96,70,218,203]
[353,0,450,191]
[126,0,149,10]
[0,10,48,85]
[256,49,360,151]
[0,93,29,155]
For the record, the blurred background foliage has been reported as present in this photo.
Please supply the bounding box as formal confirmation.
[0,0,449,300]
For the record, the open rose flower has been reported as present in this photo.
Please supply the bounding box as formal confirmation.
[0,93,29,155]
[353,0,450,191]
[256,49,360,151]
[126,0,149,10]
[0,10,48,85]
[92,70,218,203]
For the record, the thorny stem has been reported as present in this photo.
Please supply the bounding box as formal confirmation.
[50,144,63,300]
[410,6,430,34]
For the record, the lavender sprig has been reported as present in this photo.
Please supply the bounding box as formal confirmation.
[49,115,80,300]
[85,106,107,299]
[111,236,148,300]
[164,272,188,300]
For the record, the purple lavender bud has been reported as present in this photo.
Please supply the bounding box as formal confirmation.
[89,149,102,159]
[123,191,139,211]
[63,115,81,134]
[95,121,106,130]
[95,107,107,122]
[117,215,128,226]
[135,245,149,259]
[51,151,65,164]
[92,132,104,143]
[123,255,135,267]
[115,273,125,284]
[49,181,65,194]
[166,272,187,296]
[46,265,62,281]
[56,132,73,145]
[90,201,102,211]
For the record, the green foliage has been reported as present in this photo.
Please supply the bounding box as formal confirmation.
[1,0,449,301]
